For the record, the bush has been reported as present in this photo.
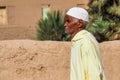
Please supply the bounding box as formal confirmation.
[87,0,120,42]
[87,17,115,42]
[36,10,70,41]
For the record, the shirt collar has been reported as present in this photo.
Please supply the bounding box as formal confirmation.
[71,30,88,43]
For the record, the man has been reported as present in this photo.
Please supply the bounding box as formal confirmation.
[64,7,106,80]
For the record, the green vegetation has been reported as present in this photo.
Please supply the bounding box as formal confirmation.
[36,0,120,42]
[87,0,120,42]
[36,11,70,41]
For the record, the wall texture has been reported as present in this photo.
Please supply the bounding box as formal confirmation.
[0,0,89,40]
[0,0,89,27]
[0,40,119,80]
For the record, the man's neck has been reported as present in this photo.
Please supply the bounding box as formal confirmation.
[71,29,84,39]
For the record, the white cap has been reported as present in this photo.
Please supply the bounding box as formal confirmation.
[66,7,89,22]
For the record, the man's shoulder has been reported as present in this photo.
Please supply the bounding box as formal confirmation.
[81,36,98,47]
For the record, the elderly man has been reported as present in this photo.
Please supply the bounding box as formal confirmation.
[64,7,106,80]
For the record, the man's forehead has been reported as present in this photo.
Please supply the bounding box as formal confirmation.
[65,15,74,19]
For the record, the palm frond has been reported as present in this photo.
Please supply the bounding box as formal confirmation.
[107,6,120,17]
[36,10,70,41]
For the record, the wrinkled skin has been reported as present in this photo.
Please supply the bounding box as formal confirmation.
[64,15,84,38]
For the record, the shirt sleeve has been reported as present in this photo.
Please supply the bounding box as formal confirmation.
[80,42,101,80]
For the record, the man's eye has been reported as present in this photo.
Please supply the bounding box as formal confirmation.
[66,20,70,22]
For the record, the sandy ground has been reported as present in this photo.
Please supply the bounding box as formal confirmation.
[0,40,120,80]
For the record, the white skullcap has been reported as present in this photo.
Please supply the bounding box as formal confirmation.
[66,7,89,22]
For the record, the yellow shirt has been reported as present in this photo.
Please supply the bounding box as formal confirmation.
[71,30,106,80]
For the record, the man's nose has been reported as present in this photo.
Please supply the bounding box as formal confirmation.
[64,22,67,27]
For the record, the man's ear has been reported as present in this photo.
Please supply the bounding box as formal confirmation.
[78,20,84,28]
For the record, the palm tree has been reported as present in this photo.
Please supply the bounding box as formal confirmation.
[87,0,120,42]
[36,10,70,41]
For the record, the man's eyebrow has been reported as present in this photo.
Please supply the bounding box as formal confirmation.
[66,19,70,22]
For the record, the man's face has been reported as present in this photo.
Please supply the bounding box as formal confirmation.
[64,15,80,36]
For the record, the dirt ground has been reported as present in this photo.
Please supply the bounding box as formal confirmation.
[0,40,120,80]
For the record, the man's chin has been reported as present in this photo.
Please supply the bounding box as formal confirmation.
[65,31,71,35]
[65,31,69,34]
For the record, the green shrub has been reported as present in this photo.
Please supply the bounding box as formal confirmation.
[87,0,120,42]
[87,17,115,42]
[36,10,70,41]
